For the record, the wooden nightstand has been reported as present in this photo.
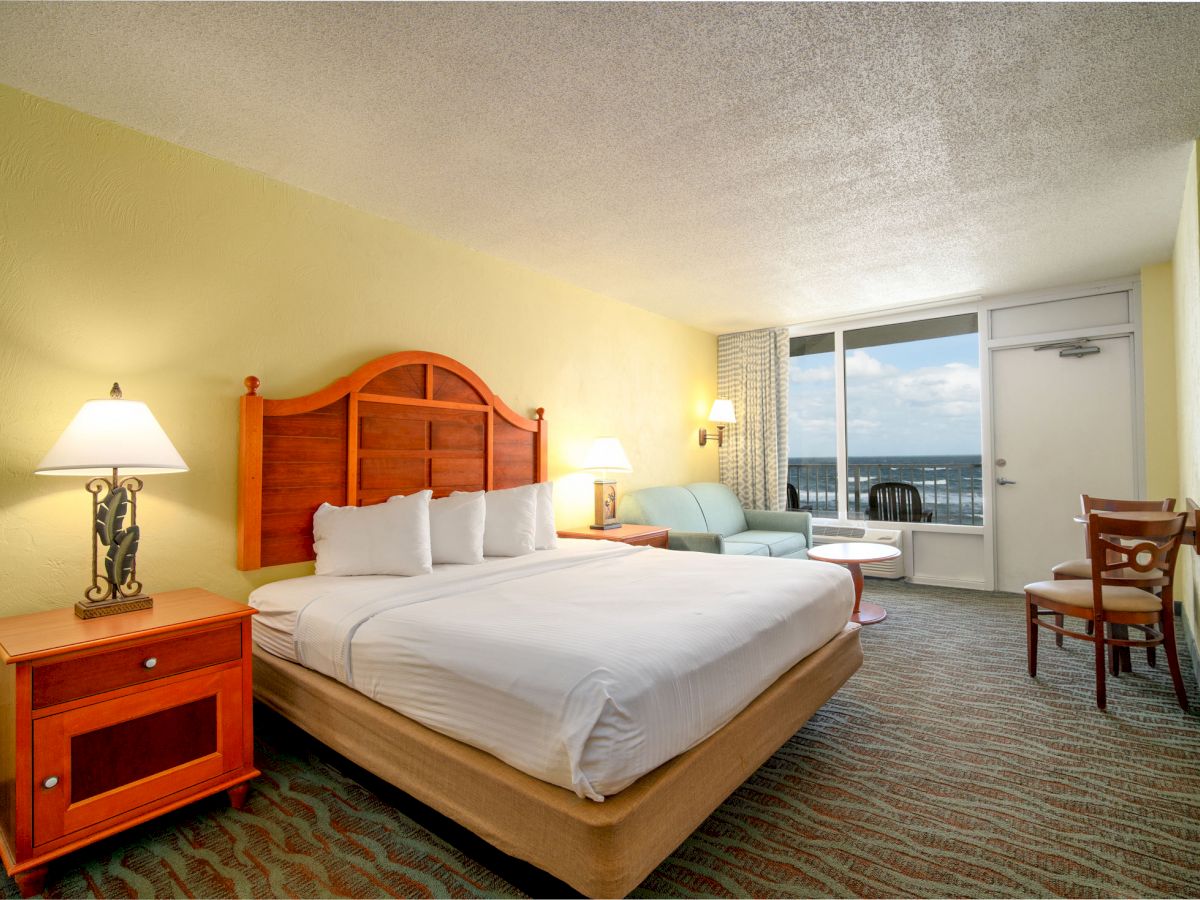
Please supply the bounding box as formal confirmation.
[557,524,671,548]
[0,588,258,897]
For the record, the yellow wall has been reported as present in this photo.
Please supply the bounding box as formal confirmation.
[0,84,718,613]
[1140,260,1179,502]
[1170,142,1200,643]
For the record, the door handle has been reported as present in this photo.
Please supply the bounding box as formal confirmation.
[996,477,1017,485]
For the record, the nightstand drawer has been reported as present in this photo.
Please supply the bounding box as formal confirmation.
[624,532,669,548]
[32,624,242,709]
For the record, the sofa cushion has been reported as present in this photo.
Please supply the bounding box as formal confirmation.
[685,482,749,537]
[619,486,708,533]
[719,539,770,557]
[725,530,807,558]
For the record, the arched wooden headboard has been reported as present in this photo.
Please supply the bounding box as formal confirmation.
[237,351,548,569]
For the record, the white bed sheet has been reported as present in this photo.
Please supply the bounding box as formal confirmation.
[250,539,853,800]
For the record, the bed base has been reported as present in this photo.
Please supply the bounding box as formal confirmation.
[252,623,862,898]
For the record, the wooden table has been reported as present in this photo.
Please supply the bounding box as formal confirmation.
[806,542,901,625]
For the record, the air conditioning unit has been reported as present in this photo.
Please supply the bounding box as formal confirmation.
[811,524,904,579]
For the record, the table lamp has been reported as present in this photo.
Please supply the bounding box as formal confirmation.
[699,398,736,447]
[582,437,632,530]
[35,383,188,618]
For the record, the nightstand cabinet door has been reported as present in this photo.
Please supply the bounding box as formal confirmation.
[32,666,244,847]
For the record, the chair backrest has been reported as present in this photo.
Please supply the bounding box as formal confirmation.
[1081,494,1175,513]
[1078,496,1175,558]
[868,482,927,523]
[619,486,709,533]
[1086,512,1186,612]
[787,483,800,511]
[684,483,749,537]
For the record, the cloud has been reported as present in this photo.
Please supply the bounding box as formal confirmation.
[844,349,898,379]
[789,354,981,457]
[790,365,834,384]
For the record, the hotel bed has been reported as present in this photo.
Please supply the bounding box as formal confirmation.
[238,351,863,897]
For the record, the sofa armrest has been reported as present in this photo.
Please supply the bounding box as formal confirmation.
[743,509,813,547]
[667,531,724,554]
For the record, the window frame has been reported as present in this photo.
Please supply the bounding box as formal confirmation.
[788,299,986,530]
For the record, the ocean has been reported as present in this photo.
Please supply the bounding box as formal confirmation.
[787,455,984,525]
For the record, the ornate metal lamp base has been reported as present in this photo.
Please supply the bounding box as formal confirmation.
[74,594,153,620]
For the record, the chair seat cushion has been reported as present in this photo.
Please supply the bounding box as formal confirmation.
[724,530,806,558]
[720,539,770,557]
[1025,579,1162,613]
[1050,559,1163,582]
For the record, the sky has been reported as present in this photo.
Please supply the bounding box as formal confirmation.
[788,332,982,458]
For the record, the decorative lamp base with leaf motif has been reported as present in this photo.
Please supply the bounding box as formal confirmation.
[77,472,152,618]
[34,383,188,620]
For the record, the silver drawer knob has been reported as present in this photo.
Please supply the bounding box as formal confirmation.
[42,776,59,790]
[143,657,157,669]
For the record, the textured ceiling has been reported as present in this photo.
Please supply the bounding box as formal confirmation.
[1,3,1198,333]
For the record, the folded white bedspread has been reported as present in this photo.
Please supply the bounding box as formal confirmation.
[250,539,853,800]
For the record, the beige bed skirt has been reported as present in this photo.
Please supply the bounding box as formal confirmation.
[252,623,863,898]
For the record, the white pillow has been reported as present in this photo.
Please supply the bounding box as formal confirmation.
[457,484,538,557]
[313,490,432,576]
[423,491,486,565]
[534,481,557,550]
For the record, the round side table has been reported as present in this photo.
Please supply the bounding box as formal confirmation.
[806,541,902,624]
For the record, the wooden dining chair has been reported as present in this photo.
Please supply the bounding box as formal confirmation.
[1025,511,1188,711]
[1050,494,1175,671]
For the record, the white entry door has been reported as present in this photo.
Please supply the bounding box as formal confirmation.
[991,335,1138,593]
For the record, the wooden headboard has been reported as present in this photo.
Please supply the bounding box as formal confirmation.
[237,351,548,570]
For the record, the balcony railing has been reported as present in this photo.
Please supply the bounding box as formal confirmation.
[787,461,983,526]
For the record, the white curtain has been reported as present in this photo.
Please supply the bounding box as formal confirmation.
[717,328,789,510]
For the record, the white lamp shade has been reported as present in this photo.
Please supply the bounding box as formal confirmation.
[35,398,188,476]
[708,399,736,424]
[582,437,632,473]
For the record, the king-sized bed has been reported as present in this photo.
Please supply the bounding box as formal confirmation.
[239,350,863,897]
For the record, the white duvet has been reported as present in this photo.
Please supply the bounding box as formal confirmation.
[250,539,854,800]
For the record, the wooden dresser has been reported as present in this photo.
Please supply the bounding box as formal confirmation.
[0,588,258,897]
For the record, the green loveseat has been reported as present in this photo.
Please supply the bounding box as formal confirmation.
[619,482,812,559]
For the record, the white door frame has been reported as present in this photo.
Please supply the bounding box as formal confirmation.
[982,278,1145,592]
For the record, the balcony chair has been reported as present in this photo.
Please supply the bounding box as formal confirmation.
[1051,495,1175,672]
[1024,511,1188,711]
[785,483,813,512]
[867,481,933,523]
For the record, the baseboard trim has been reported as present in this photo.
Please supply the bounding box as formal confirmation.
[1183,608,1200,693]
[908,576,989,591]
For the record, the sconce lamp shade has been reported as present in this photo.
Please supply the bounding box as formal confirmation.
[35,396,188,477]
[708,399,736,424]
[582,437,632,473]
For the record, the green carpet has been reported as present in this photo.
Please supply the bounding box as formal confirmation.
[10,581,1200,899]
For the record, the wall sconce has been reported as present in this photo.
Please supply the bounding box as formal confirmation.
[35,383,188,618]
[699,399,736,448]
[582,437,632,530]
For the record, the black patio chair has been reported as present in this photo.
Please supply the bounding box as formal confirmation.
[867,481,933,523]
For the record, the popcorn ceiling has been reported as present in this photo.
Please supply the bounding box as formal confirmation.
[0,2,1197,332]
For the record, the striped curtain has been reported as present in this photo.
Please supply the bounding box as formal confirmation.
[717,328,789,511]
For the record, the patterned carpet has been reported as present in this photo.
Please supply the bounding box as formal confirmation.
[10,580,1200,899]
